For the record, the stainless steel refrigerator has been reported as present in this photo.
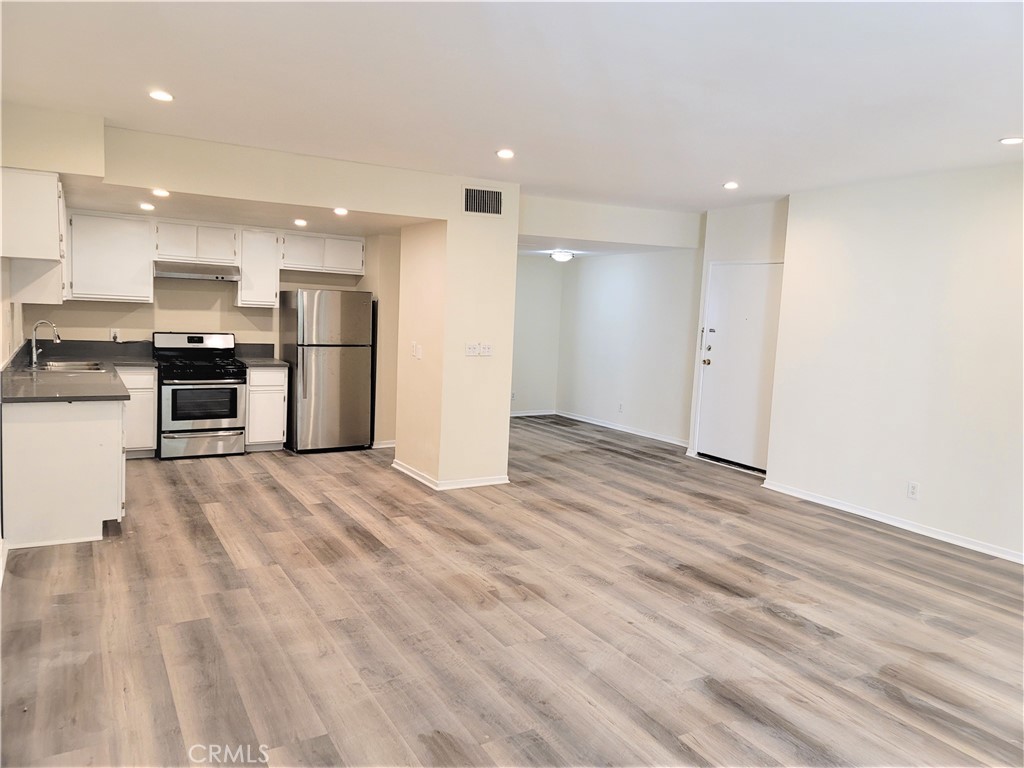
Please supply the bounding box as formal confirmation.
[280,289,374,451]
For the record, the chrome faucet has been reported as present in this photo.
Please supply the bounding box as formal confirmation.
[30,320,61,367]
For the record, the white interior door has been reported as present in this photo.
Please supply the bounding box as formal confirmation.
[695,262,783,471]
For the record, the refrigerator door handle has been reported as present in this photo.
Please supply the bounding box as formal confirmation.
[300,349,308,399]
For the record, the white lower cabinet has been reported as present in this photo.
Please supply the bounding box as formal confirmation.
[246,366,288,450]
[117,366,158,457]
[1,399,125,548]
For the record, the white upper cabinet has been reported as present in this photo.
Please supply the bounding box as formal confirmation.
[1,168,63,261]
[197,226,237,264]
[282,233,364,275]
[282,233,325,270]
[68,213,154,302]
[157,221,238,264]
[324,238,364,274]
[237,229,280,307]
[155,221,196,261]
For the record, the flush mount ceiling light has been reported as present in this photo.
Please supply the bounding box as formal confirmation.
[152,188,170,197]
[999,137,1023,145]
[333,208,349,216]
[139,202,155,211]
[723,181,740,190]
[550,249,574,263]
[149,90,174,102]
[294,219,307,227]
[496,148,515,160]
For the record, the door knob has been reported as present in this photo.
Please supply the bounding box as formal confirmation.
[702,358,712,365]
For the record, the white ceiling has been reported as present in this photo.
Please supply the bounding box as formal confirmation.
[60,175,431,237]
[3,3,1021,212]
[517,235,677,259]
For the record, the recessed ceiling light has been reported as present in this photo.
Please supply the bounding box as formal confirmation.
[999,137,1023,146]
[152,188,170,197]
[496,148,515,160]
[333,208,349,216]
[139,202,155,211]
[294,219,307,227]
[149,90,173,102]
[550,249,574,263]
[723,181,740,190]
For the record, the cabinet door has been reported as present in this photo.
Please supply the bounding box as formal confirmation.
[323,238,364,274]
[282,233,324,270]
[237,230,280,307]
[197,226,237,264]
[123,388,157,450]
[247,387,287,444]
[1,168,61,260]
[155,221,197,261]
[117,368,157,451]
[69,214,154,302]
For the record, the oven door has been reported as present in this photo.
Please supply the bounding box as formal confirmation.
[161,381,246,431]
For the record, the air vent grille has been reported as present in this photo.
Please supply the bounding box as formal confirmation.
[464,188,502,215]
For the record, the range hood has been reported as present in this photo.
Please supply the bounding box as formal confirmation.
[153,261,241,282]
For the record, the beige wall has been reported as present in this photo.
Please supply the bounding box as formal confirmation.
[436,207,520,484]
[1,103,105,176]
[766,163,1022,560]
[394,221,447,479]
[519,194,702,249]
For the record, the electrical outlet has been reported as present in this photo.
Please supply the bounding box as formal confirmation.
[479,343,493,356]
[907,481,920,500]
[109,328,120,342]
[618,403,623,413]
[415,343,423,360]
[411,341,418,357]
[511,391,516,401]
[465,343,480,356]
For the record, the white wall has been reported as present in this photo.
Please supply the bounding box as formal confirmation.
[765,163,1023,561]
[556,248,702,446]
[511,255,562,414]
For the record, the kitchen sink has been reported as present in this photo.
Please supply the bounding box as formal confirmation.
[30,361,108,372]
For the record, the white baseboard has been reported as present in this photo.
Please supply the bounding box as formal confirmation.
[556,410,689,448]
[392,460,508,491]
[511,409,557,417]
[762,480,1024,565]
[372,440,396,449]
[0,539,8,588]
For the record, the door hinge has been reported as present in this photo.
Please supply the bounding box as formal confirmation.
[121,501,126,510]
[61,282,65,290]
[57,188,62,199]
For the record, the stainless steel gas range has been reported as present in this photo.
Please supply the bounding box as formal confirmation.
[153,332,247,459]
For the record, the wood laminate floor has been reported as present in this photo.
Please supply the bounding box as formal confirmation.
[2,415,1022,767]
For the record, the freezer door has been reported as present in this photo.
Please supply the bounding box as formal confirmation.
[293,345,372,450]
[297,289,372,345]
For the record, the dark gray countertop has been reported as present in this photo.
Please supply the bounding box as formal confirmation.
[239,357,288,368]
[2,365,130,403]
[2,340,137,403]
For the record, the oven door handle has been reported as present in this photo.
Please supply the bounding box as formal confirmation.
[163,430,245,439]
[162,379,246,386]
